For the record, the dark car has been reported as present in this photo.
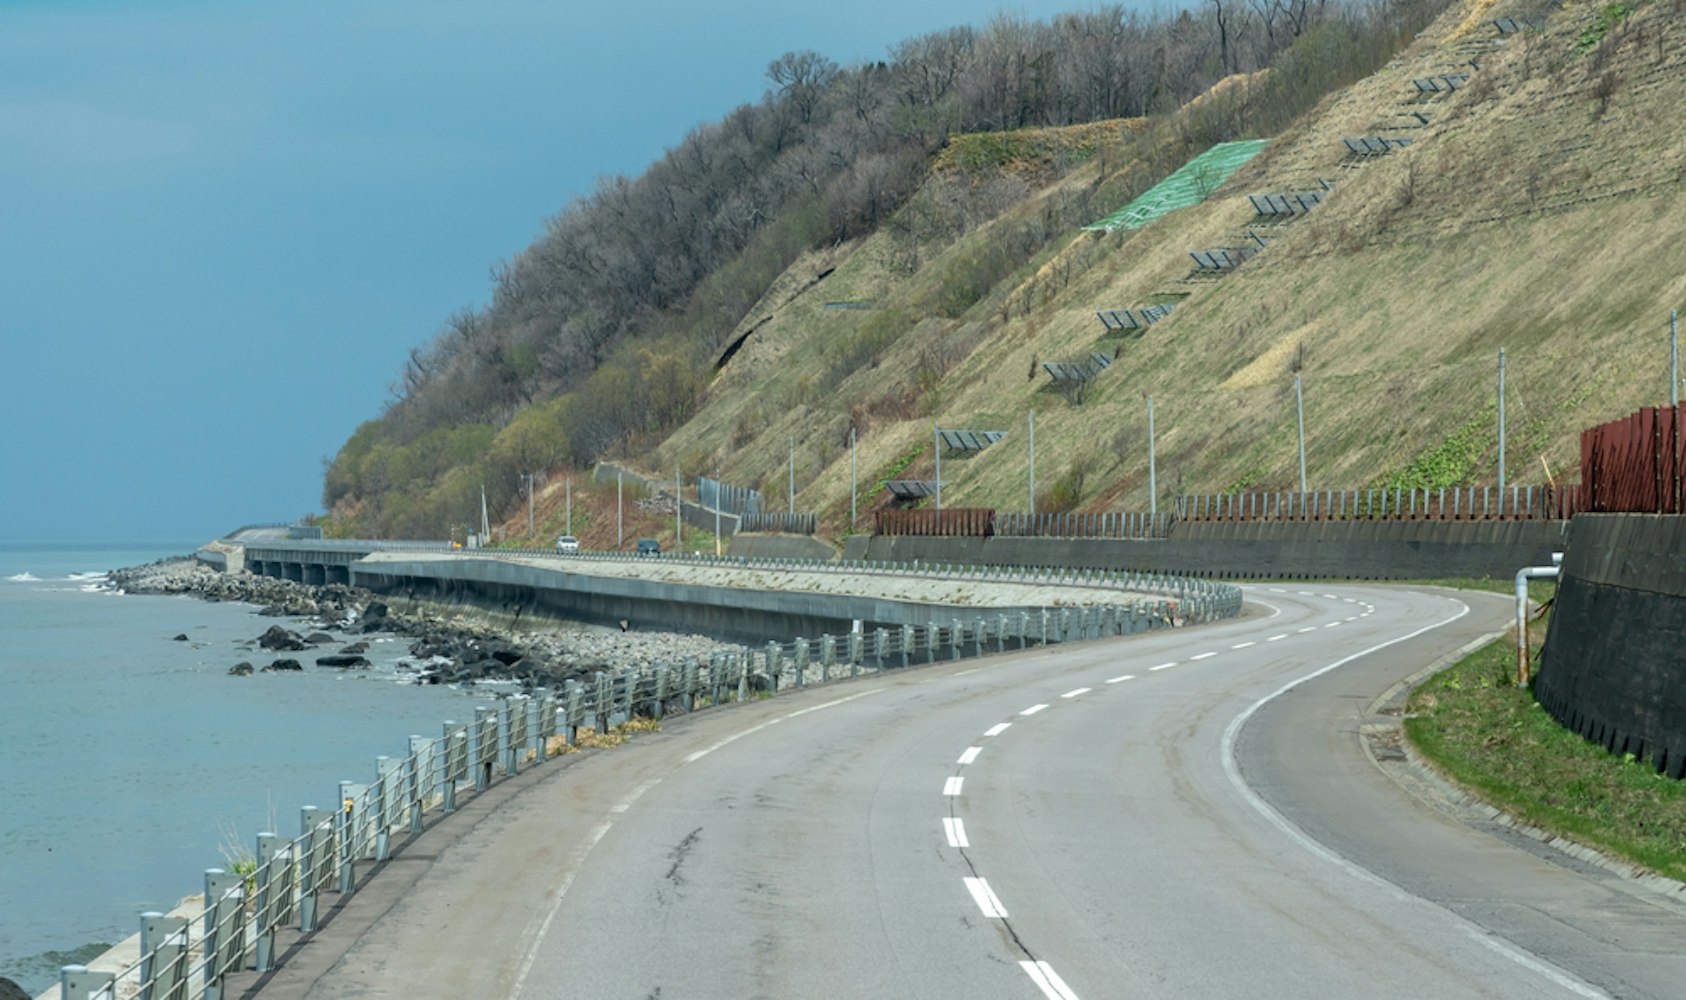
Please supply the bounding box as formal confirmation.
[635,538,661,557]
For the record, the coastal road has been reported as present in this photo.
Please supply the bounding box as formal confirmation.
[245,586,1686,999]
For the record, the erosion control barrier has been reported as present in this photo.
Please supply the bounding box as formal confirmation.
[1537,514,1686,778]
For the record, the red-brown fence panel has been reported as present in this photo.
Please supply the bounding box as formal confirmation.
[1581,404,1686,513]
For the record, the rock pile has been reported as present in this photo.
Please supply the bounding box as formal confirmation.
[117,555,742,693]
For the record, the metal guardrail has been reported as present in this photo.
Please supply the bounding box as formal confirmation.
[57,557,1240,999]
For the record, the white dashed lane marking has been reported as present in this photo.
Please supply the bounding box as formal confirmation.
[943,817,969,848]
[1021,961,1083,1000]
[1189,652,1218,661]
[963,877,1010,918]
[1021,704,1049,716]
[1106,674,1135,684]
[957,746,981,765]
[943,776,964,796]
[984,722,1011,737]
[1061,687,1091,699]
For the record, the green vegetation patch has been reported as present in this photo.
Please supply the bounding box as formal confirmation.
[1084,138,1272,231]
[1405,619,1686,882]
[1579,4,1636,50]
[1378,411,1491,489]
[935,118,1145,175]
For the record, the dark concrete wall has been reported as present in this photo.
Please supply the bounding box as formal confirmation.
[1538,514,1686,777]
[843,520,1567,580]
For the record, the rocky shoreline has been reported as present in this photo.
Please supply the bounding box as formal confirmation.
[109,556,744,692]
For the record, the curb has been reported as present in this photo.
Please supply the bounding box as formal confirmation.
[1361,628,1686,910]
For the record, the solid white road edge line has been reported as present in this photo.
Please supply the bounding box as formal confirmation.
[1218,599,1610,1000]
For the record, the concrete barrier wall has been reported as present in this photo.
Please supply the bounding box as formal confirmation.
[1537,514,1686,778]
[842,519,1567,580]
[350,557,1040,644]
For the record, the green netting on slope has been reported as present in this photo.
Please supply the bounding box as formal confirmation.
[1083,138,1273,232]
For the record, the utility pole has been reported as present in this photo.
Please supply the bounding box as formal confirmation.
[1498,348,1507,510]
[1147,395,1157,521]
[616,470,623,547]
[675,467,682,550]
[714,466,722,556]
[565,477,572,535]
[1671,310,1679,406]
[1294,375,1307,495]
[788,436,795,515]
[521,473,535,536]
[849,429,857,526]
[934,424,942,512]
[1028,409,1036,517]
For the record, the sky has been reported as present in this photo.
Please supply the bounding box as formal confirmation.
[0,0,1105,543]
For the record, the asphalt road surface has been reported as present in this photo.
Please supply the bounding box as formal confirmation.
[245,585,1686,999]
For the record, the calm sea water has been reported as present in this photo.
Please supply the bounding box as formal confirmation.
[0,543,492,995]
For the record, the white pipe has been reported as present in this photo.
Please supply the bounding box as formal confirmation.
[1514,552,1563,687]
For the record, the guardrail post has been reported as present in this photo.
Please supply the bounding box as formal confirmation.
[950,619,963,660]
[654,665,669,720]
[59,966,115,1000]
[900,625,913,668]
[253,834,279,972]
[1059,609,1073,641]
[795,639,810,687]
[202,868,240,999]
[499,700,518,777]
[738,651,751,702]
[442,721,464,808]
[298,808,331,933]
[373,758,395,860]
[874,628,887,669]
[337,780,358,893]
[564,683,582,745]
[593,673,611,731]
[766,641,781,693]
[996,614,1008,653]
[683,660,698,712]
[407,736,428,831]
[926,623,941,664]
[972,617,985,657]
[849,632,862,678]
[140,910,189,1000]
[820,635,835,683]
[1040,610,1049,646]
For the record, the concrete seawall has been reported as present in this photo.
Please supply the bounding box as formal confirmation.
[348,554,1133,644]
[1538,514,1686,778]
[841,519,1568,580]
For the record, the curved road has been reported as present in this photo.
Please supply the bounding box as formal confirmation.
[248,586,1686,999]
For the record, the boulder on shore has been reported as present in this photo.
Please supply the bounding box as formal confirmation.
[305,632,336,644]
[339,641,369,654]
[228,661,254,676]
[2,974,33,1000]
[264,658,303,672]
[258,625,307,651]
[172,633,190,641]
[316,654,371,669]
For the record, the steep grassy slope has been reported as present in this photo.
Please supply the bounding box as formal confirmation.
[637,0,1686,539]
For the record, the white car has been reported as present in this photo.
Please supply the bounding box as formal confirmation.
[555,535,579,554]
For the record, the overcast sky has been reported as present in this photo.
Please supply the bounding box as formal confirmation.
[0,0,1109,543]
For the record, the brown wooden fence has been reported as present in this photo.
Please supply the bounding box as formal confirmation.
[1175,485,1583,522]
[1581,404,1686,513]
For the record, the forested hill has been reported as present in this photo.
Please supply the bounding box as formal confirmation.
[322,0,1455,537]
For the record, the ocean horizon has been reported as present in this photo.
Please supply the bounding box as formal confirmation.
[0,542,488,996]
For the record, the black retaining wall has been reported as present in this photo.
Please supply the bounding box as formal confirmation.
[842,519,1567,580]
[1538,514,1686,778]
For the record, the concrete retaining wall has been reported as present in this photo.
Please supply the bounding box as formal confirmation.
[350,557,1041,644]
[842,519,1567,580]
[1537,514,1686,777]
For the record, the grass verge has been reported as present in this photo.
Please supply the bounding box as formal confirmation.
[1404,612,1686,883]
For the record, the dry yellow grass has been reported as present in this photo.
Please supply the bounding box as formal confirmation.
[648,0,1686,528]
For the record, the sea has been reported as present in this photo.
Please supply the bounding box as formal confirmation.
[0,543,494,996]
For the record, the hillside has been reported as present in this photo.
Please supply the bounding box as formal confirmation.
[641,0,1686,541]
[324,0,1686,548]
